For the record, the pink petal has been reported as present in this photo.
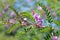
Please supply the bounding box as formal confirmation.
[10,11,15,17]
[37,6,42,10]
[52,36,58,40]
[9,19,15,24]
[0,13,2,17]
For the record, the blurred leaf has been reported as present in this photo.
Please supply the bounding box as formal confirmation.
[54,20,60,26]
[6,23,20,35]
[20,12,35,21]
[40,27,51,33]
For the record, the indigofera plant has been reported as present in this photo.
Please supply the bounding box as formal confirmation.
[0,2,60,40]
[2,4,57,35]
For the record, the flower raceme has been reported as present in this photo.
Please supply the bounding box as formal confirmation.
[32,10,42,27]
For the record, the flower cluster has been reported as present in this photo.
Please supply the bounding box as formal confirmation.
[32,10,42,27]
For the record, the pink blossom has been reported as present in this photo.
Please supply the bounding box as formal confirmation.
[32,11,42,27]
[0,13,2,17]
[22,21,27,25]
[52,36,58,40]
[37,21,42,26]
[5,24,10,29]
[9,19,15,24]
[10,11,15,17]
[37,6,42,10]
[21,18,27,26]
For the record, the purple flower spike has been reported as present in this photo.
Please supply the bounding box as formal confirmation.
[52,36,58,40]
[10,11,15,17]
[32,11,42,27]
[37,6,42,10]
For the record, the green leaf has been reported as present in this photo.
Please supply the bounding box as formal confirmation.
[20,12,35,21]
[54,20,60,26]
[40,27,52,33]
[6,23,20,35]
[38,3,53,23]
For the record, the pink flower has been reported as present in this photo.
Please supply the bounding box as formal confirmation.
[5,24,10,29]
[9,19,15,24]
[32,11,42,27]
[52,36,58,40]
[21,18,27,26]
[22,21,27,26]
[0,13,2,17]
[37,6,42,10]
[37,21,42,26]
[10,11,15,17]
